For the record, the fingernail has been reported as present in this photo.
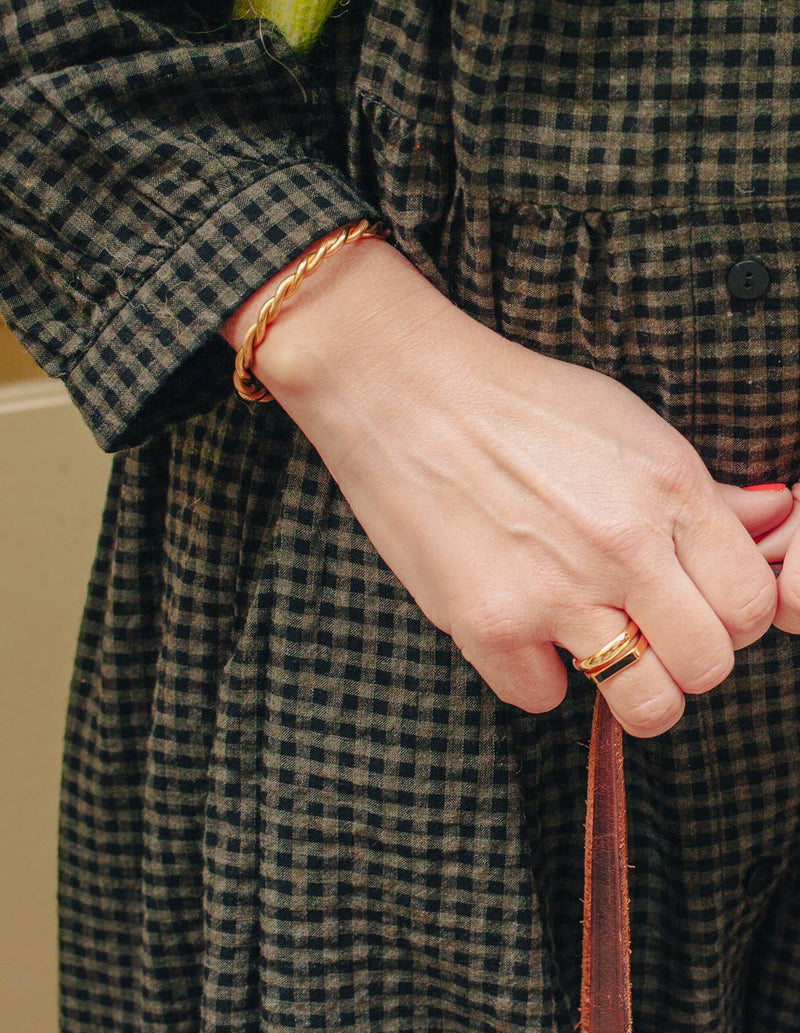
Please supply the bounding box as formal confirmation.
[743,483,788,492]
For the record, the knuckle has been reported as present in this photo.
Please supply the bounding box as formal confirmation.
[773,601,800,635]
[453,598,532,661]
[618,691,685,738]
[679,647,735,695]
[778,578,800,616]
[728,575,778,643]
[583,515,652,569]
[649,443,704,501]
[491,678,566,715]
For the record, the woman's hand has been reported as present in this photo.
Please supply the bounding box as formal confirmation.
[222,240,780,737]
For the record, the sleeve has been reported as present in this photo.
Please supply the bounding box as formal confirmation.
[0,0,375,451]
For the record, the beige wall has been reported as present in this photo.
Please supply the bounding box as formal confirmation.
[1,317,46,382]
[1,328,111,1032]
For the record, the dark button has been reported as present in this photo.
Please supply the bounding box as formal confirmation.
[727,259,770,300]
[744,858,777,897]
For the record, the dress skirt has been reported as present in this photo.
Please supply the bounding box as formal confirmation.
[58,2,800,1030]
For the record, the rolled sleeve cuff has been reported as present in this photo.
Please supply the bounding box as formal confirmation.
[67,161,377,452]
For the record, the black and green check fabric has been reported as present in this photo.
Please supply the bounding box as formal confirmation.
[3,1,800,1030]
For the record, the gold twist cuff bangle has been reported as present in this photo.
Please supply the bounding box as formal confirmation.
[233,218,388,403]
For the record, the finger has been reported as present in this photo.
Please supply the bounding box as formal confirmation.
[754,505,800,565]
[774,487,800,633]
[716,482,792,540]
[619,550,736,694]
[674,484,778,649]
[753,483,800,567]
[560,608,685,738]
[455,618,569,714]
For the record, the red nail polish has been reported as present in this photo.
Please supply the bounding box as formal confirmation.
[742,483,787,492]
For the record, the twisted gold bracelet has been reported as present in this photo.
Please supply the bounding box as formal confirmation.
[233,218,388,403]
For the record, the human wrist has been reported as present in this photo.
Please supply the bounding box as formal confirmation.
[222,231,450,414]
[227,220,387,402]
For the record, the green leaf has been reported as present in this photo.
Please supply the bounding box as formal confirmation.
[232,0,341,52]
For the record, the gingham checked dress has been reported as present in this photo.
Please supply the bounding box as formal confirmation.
[3,1,800,1030]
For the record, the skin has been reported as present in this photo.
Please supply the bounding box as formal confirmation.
[222,238,799,738]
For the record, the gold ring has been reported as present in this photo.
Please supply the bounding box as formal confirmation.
[585,633,648,687]
[572,618,640,673]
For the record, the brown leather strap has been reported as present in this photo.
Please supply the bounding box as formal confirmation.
[580,692,633,1033]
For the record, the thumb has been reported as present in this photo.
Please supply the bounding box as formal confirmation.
[716,482,792,541]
